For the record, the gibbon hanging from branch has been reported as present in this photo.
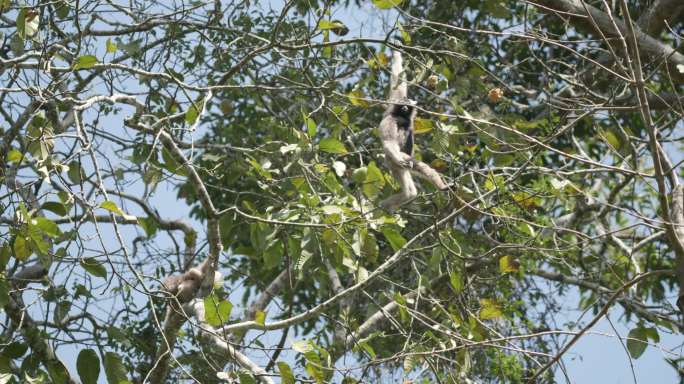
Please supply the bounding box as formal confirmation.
[378,50,448,211]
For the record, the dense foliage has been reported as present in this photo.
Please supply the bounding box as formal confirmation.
[1,0,684,383]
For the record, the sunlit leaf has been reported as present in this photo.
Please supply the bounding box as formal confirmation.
[317,20,348,36]
[99,200,137,221]
[6,149,23,163]
[479,299,503,320]
[414,118,433,134]
[106,38,117,53]
[254,310,266,326]
[449,270,463,292]
[292,340,314,353]
[372,0,402,9]
[12,236,31,260]
[362,162,385,198]
[32,217,61,238]
[319,138,347,154]
[204,294,233,326]
[73,55,98,70]
[347,90,370,108]
[498,255,520,273]
[277,362,295,384]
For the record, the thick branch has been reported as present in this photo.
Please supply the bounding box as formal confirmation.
[530,0,684,83]
[637,0,684,36]
[669,185,684,315]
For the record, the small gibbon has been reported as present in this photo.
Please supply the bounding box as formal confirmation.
[162,259,211,304]
[379,51,447,211]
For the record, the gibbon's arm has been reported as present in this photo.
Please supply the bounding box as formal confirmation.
[389,50,407,101]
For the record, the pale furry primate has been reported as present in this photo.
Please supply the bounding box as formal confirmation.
[379,51,447,211]
[162,259,210,304]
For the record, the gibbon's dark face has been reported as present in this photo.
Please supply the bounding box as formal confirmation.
[393,103,414,119]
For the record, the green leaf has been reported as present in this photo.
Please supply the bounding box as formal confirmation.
[80,258,107,279]
[305,361,324,384]
[28,226,49,255]
[601,128,622,151]
[73,55,98,70]
[100,201,136,221]
[381,227,406,252]
[41,201,68,217]
[627,327,648,359]
[304,115,317,137]
[15,9,25,38]
[362,161,385,198]
[12,236,31,260]
[77,349,100,384]
[322,30,332,59]
[449,270,463,293]
[100,200,123,214]
[55,1,69,19]
[317,20,348,36]
[372,0,402,9]
[47,360,69,384]
[161,147,186,176]
[357,229,378,264]
[277,362,295,384]
[185,98,204,125]
[67,161,85,184]
[263,242,283,270]
[137,217,158,237]
[0,278,9,309]
[204,294,232,326]
[319,138,347,154]
[643,327,660,343]
[0,244,9,271]
[247,158,272,180]
[479,299,503,320]
[32,217,61,238]
[105,38,117,53]
[3,342,27,359]
[103,352,128,384]
[237,370,256,384]
[397,22,411,44]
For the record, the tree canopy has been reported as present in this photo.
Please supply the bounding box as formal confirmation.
[1,0,684,383]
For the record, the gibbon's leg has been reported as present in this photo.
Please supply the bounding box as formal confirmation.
[381,163,418,211]
[411,160,447,190]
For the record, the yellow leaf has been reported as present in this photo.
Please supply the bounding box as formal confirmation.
[499,255,520,273]
[347,90,370,108]
[414,118,433,134]
[479,299,502,320]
